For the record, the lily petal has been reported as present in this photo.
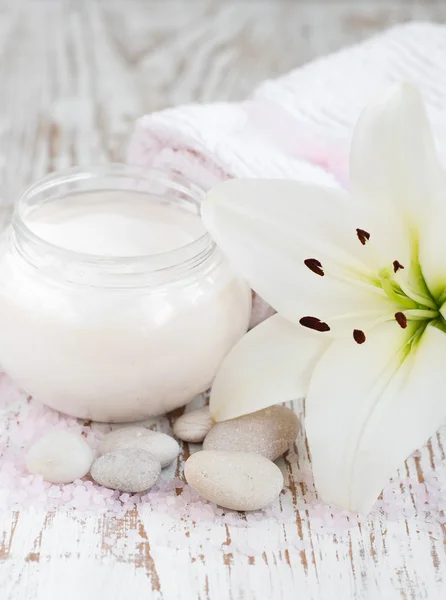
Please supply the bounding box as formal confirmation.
[306,321,446,514]
[350,82,444,228]
[202,179,395,337]
[210,313,329,422]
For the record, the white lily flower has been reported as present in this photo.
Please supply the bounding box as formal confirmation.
[201,82,446,514]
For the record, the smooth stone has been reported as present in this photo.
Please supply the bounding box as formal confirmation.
[173,407,214,443]
[26,430,94,484]
[91,448,161,493]
[98,427,179,468]
[203,405,299,461]
[185,450,283,511]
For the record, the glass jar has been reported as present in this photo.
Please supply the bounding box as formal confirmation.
[0,165,251,422]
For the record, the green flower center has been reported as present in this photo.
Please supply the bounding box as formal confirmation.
[379,253,446,335]
[299,229,446,342]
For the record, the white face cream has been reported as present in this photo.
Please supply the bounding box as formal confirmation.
[28,191,206,256]
[0,167,251,422]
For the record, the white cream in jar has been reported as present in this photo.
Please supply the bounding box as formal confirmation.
[0,166,251,421]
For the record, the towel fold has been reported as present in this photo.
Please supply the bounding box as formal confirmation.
[128,22,446,326]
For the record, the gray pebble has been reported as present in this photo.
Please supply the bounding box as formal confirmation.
[184,450,283,511]
[91,448,161,493]
[98,427,180,468]
[173,407,214,443]
[203,405,299,461]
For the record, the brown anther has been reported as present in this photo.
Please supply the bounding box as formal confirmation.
[356,228,370,245]
[393,260,404,273]
[353,329,366,344]
[395,312,407,329]
[299,316,331,332]
[304,258,324,276]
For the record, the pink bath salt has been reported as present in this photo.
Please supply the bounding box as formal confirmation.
[50,497,66,509]
[148,494,164,506]
[181,487,192,503]
[17,421,38,441]
[100,488,115,499]
[2,372,446,526]
[61,490,72,502]
[189,505,213,522]
[222,512,241,526]
[165,478,185,490]
[69,495,87,509]
[201,504,216,518]
[92,494,105,506]
[72,487,90,501]
[14,490,28,504]
[1,460,18,477]
[279,502,295,520]
[27,483,44,499]
[47,487,62,499]
[173,496,187,511]
[20,473,34,488]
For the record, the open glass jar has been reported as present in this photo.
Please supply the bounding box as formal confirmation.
[0,165,251,421]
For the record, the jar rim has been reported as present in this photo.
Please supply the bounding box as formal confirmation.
[12,164,216,284]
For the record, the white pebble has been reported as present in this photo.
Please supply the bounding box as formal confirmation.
[203,405,299,461]
[173,407,214,443]
[91,448,161,493]
[98,427,179,468]
[184,450,283,511]
[26,430,94,484]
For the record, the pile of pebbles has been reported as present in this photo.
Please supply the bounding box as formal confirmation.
[25,404,299,512]
[177,405,299,510]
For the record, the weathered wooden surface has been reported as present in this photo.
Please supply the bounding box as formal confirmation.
[1,1,446,598]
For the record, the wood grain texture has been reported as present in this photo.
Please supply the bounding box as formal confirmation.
[1,1,446,598]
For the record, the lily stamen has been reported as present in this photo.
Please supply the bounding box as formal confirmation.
[356,228,370,245]
[395,312,408,329]
[304,258,324,276]
[353,329,366,344]
[299,316,331,332]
